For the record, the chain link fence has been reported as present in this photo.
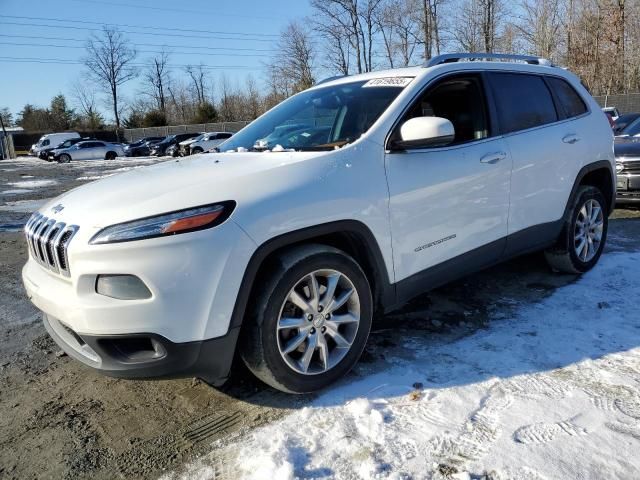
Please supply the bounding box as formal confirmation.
[593,94,640,114]
[123,121,251,142]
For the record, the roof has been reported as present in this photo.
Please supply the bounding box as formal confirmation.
[313,53,571,90]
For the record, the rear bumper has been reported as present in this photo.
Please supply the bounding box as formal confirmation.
[44,313,240,385]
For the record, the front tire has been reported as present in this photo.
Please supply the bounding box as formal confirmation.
[58,154,71,164]
[240,245,373,393]
[105,151,117,160]
[545,185,608,273]
[191,147,203,154]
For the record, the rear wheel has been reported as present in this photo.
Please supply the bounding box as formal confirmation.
[545,185,608,273]
[240,245,373,393]
[191,147,203,154]
[105,151,117,160]
[58,154,71,164]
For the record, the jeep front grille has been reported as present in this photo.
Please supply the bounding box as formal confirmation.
[24,213,79,277]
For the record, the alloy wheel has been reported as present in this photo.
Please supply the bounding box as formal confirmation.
[276,269,361,375]
[573,198,604,262]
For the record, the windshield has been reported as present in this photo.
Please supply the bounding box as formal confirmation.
[621,117,640,136]
[220,78,412,152]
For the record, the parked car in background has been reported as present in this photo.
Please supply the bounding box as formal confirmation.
[23,53,615,393]
[30,132,80,157]
[42,137,94,161]
[613,113,640,135]
[614,137,640,204]
[189,132,234,154]
[178,133,205,156]
[123,137,165,157]
[55,140,125,163]
[616,116,640,138]
[149,133,201,156]
[166,144,180,157]
[603,106,620,121]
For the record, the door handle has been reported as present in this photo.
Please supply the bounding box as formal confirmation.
[563,134,580,144]
[480,151,507,164]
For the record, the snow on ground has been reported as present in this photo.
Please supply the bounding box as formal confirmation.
[178,251,640,480]
[8,179,57,188]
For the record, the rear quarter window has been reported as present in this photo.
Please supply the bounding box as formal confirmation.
[490,72,558,134]
[546,77,588,118]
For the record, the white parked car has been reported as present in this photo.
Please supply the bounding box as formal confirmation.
[22,53,615,393]
[30,132,80,156]
[189,132,234,154]
[178,133,205,156]
[54,140,125,163]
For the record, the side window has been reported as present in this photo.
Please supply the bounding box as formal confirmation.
[490,73,557,134]
[546,77,588,119]
[400,74,490,146]
[220,133,233,139]
[42,139,50,146]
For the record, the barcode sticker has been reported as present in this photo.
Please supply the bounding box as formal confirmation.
[362,77,414,88]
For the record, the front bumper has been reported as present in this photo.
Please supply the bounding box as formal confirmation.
[43,313,239,384]
[616,172,640,203]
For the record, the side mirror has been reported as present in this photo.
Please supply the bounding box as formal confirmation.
[395,116,455,149]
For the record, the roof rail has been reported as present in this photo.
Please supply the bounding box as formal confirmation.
[425,53,552,68]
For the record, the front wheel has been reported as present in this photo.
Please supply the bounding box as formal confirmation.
[240,245,373,393]
[545,185,608,273]
[191,147,203,154]
[105,151,117,160]
[58,154,71,164]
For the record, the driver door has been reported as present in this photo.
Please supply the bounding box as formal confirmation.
[385,73,512,287]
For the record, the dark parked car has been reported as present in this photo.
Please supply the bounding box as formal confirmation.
[123,136,165,157]
[40,137,94,161]
[615,137,640,204]
[165,144,180,157]
[614,113,640,135]
[149,133,201,156]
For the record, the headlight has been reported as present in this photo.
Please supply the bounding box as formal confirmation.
[616,162,624,173]
[89,202,236,244]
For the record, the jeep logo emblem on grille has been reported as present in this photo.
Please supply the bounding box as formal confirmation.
[52,204,64,214]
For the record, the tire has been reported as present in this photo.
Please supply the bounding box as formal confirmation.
[240,244,373,393]
[191,147,203,154]
[58,154,71,164]
[105,151,117,160]
[544,185,608,274]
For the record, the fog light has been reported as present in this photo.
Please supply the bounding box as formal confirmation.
[96,275,152,300]
[616,162,624,173]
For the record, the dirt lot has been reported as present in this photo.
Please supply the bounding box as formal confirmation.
[1,157,639,479]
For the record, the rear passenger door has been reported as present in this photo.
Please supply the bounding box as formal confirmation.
[488,72,588,238]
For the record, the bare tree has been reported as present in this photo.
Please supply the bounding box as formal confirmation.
[144,50,170,112]
[185,64,208,105]
[517,0,562,59]
[270,20,316,93]
[71,81,103,129]
[83,27,137,129]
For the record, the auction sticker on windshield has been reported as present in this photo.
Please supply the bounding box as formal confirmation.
[362,77,414,88]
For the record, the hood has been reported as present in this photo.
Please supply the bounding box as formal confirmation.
[39,151,322,229]
[614,137,640,158]
[180,138,198,146]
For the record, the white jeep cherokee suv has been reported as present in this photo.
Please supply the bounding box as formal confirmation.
[22,54,615,393]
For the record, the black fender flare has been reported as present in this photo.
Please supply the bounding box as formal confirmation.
[228,220,395,330]
[563,160,615,218]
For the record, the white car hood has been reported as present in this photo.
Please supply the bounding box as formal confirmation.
[39,152,322,228]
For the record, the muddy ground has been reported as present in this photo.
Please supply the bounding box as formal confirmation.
[1,157,639,479]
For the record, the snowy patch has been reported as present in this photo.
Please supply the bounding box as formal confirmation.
[1,189,33,195]
[179,251,640,480]
[8,180,57,188]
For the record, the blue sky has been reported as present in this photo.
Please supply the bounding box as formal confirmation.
[0,0,311,121]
